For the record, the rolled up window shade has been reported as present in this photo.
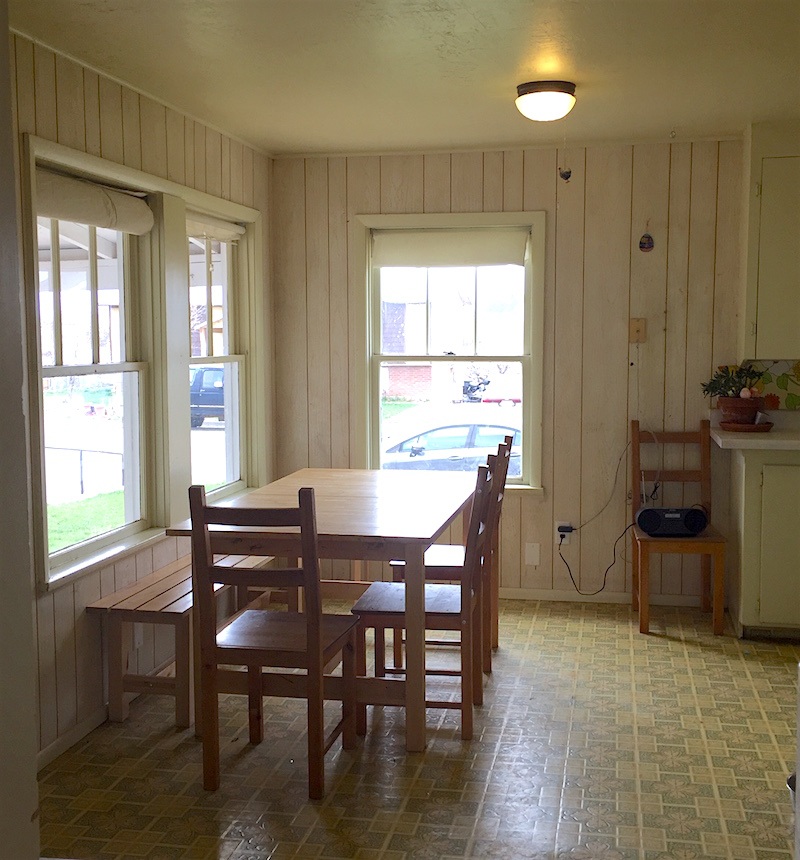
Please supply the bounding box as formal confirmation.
[371,227,529,268]
[186,214,246,242]
[36,169,154,235]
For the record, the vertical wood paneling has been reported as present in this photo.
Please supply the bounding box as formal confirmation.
[53,585,77,735]
[98,76,124,164]
[580,146,632,594]
[121,88,141,169]
[36,594,57,748]
[305,158,332,468]
[205,128,222,197]
[450,151,483,212]
[13,36,272,758]
[502,149,523,211]
[13,35,35,135]
[520,148,557,591]
[482,151,504,212]
[273,159,310,473]
[33,44,57,140]
[139,96,167,178]
[551,146,586,593]
[380,155,423,213]
[423,153,450,212]
[55,54,85,150]
[165,108,186,185]
[83,69,101,157]
[328,157,350,470]
[193,121,207,193]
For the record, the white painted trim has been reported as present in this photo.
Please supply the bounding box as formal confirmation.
[36,707,107,771]
[499,588,703,606]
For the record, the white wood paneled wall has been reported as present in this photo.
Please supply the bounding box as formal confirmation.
[9,33,270,761]
[271,141,741,599]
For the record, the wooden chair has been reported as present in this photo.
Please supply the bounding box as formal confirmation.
[388,437,512,674]
[350,459,501,740]
[188,484,358,799]
[630,420,726,635]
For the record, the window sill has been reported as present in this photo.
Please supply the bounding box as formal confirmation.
[44,527,170,593]
[506,483,544,499]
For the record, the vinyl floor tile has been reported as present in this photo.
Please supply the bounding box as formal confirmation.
[39,601,798,859]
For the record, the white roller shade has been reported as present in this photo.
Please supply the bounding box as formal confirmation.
[186,213,246,242]
[372,227,529,268]
[36,169,154,235]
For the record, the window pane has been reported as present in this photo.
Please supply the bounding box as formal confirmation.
[97,228,125,363]
[189,238,229,357]
[37,217,56,367]
[379,267,427,355]
[428,267,475,355]
[476,265,525,355]
[43,372,141,553]
[190,361,241,489]
[59,221,93,366]
[379,359,522,476]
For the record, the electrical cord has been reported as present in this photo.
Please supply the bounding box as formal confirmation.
[558,522,635,597]
[572,440,630,535]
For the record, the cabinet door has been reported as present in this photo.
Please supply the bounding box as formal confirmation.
[759,464,800,625]
[756,156,800,358]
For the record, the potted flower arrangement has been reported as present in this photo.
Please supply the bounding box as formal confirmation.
[701,363,765,424]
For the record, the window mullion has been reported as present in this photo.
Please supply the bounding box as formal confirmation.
[89,226,100,363]
[205,239,214,357]
[51,219,63,366]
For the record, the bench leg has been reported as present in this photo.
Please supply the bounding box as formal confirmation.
[174,615,192,728]
[107,615,129,722]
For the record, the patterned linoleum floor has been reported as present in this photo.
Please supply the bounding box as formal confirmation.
[39,601,798,860]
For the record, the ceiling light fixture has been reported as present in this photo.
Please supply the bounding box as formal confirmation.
[515,80,576,122]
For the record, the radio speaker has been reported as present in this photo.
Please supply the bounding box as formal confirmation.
[635,507,708,537]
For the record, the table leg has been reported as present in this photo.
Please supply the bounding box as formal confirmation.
[404,542,427,752]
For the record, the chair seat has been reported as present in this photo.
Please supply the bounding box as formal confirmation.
[351,581,462,617]
[217,610,358,655]
[633,523,725,545]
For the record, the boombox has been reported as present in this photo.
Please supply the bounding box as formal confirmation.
[635,507,708,537]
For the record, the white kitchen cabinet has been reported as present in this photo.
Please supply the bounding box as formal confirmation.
[741,121,800,360]
[718,434,800,635]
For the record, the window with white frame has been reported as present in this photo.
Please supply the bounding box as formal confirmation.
[36,202,148,561]
[187,217,245,490]
[27,144,264,585]
[368,217,544,486]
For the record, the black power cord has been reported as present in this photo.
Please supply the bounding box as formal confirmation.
[557,522,635,597]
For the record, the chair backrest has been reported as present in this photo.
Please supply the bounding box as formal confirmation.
[188,484,322,660]
[461,464,494,596]
[630,420,713,521]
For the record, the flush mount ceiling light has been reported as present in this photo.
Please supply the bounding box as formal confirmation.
[515,80,576,122]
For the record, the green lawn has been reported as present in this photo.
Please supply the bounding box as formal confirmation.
[381,400,418,420]
[48,491,124,553]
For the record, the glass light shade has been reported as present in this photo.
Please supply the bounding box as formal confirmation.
[515,82,576,122]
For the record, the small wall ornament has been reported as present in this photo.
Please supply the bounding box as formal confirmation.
[639,232,654,252]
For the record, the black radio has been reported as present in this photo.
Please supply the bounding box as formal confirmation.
[635,507,708,537]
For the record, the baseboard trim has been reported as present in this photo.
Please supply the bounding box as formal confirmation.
[498,588,702,607]
[37,706,107,771]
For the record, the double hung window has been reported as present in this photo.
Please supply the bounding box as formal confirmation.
[187,221,245,490]
[367,216,544,486]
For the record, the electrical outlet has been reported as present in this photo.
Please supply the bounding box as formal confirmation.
[556,522,573,545]
[524,542,540,567]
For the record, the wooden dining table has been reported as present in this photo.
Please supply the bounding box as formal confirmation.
[168,467,475,752]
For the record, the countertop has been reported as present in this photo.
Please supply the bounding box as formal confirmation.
[711,414,800,450]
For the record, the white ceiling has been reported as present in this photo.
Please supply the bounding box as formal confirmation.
[9,0,800,157]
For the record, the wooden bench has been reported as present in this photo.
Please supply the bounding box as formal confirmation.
[87,553,274,728]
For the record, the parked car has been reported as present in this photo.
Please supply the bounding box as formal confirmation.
[190,366,224,428]
[381,403,522,475]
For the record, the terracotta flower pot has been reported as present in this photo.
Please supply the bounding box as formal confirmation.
[717,395,763,424]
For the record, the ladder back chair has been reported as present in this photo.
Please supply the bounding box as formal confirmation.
[350,459,500,740]
[630,419,726,635]
[388,436,512,673]
[188,484,358,799]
